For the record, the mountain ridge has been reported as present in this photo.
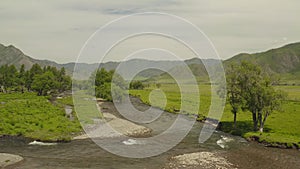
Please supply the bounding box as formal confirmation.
[225,42,300,74]
[1,42,300,81]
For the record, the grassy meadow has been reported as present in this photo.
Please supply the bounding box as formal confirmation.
[130,84,300,148]
[0,93,81,141]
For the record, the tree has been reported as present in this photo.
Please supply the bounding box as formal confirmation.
[112,71,127,89]
[31,71,58,96]
[226,64,243,129]
[18,64,26,93]
[156,83,161,88]
[0,63,71,95]
[111,83,126,102]
[230,61,286,132]
[94,68,111,87]
[30,64,43,75]
[95,83,112,100]
[56,67,71,92]
[237,62,264,131]
[26,64,43,91]
[92,68,126,102]
[130,80,144,90]
[0,66,4,92]
[0,65,19,92]
[258,84,286,132]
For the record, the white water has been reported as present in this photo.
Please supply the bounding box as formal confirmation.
[216,135,234,149]
[122,139,140,145]
[28,141,57,146]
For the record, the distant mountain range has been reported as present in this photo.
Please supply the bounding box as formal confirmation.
[1,42,300,81]
[225,42,300,74]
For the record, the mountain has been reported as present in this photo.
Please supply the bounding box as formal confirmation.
[225,42,300,74]
[0,44,59,69]
[156,58,219,80]
[0,44,99,79]
[0,44,201,80]
[0,43,213,80]
[146,43,300,82]
[1,42,300,82]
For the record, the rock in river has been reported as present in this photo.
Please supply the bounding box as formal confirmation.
[0,153,23,168]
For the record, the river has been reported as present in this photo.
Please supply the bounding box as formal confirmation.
[0,98,299,169]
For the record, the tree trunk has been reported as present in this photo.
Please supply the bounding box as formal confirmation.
[258,110,263,133]
[260,111,269,133]
[259,126,264,133]
[252,110,258,131]
[259,116,264,133]
[233,111,237,129]
[38,90,42,96]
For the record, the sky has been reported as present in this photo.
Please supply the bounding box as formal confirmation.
[1,0,300,63]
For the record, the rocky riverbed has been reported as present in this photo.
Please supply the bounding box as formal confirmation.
[73,100,152,140]
[0,153,23,168]
[164,152,236,169]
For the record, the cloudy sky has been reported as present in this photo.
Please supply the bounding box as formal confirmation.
[1,0,300,63]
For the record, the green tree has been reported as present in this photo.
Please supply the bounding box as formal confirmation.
[111,71,127,89]
[258,83,286,132]
[95,83,111,100]
[237,62,264,131]
[156,83,161,88]
[32,71,58,96]
[232,62,286,132]
[57,67,71,92]
[18,64,26,93]
[0,63,71,95]
[226,64,243,129]
[94,68,111,86]
[0,65,19,92]
[111,83,126,102]
[130,80,144,90]
[26,64,43,91]
[91,68,126,102]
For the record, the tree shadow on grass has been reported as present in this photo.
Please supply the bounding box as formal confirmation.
[219,120,272,136]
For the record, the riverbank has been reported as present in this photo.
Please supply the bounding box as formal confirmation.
[0,93,81,142]
[0,93,153,142]
[130,85,300,150]
[0,153,23,168]
[218,119,300,150]
[245,135,300,149]
[1,91,298,150]
[73,108,152,140]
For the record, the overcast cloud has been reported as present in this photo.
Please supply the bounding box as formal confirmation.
[0,0,299,63]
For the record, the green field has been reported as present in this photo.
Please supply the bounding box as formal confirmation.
[131,84,211,118]
[0,93,81,141]
[72,91,103,124]
[130,84,300,148]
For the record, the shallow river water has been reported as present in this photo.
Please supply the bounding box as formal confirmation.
[1,98,299,169]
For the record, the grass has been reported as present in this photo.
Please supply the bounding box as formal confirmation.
[73,90,103,124]
[275,85,300,101]
[0,93,81,141]
[130,83,300,148]
[56,91,103,124]
[130,84,211,119]
[56,96,74,106]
